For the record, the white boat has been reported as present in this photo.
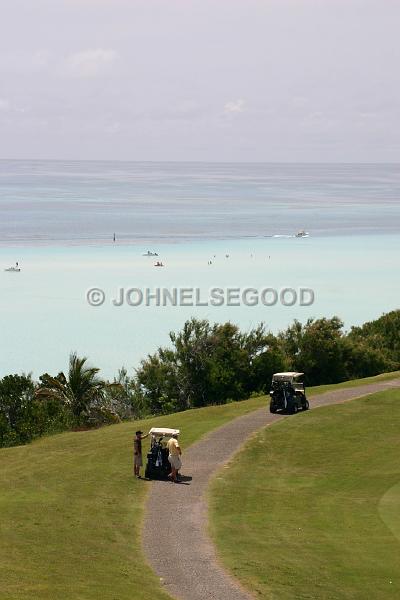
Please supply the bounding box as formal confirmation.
[5,266,21,272]
[295,230,309,238]
[154,261,164,267]
[143,250,158,256]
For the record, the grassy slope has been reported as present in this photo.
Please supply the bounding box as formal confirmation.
[209,389,400,600]
[308,370,400,396]
[0,397,265,600]
[1,371,399,600]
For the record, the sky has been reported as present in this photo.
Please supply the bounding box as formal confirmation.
[0,0,399,162]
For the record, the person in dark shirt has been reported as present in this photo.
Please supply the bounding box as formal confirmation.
[133,430,148,478]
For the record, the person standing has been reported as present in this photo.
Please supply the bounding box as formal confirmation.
[134,430,148,479]
[167,432,182,483]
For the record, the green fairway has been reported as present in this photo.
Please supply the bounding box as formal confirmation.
[1,372,399,600]
[209,388,400,600]
[307,370,400,396]
[0,396,265,600]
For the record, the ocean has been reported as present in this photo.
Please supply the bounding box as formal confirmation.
[1,160,399,379]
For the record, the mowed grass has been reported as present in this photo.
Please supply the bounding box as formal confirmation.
[1,372,399,600]
[308,370,400,396]
[209,388,400,600]
[0,396,265,600]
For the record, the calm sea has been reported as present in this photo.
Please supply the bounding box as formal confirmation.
[1,160,400,244]
[1,161,399,378]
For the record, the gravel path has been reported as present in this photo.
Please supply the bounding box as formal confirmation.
[142,379,400,600]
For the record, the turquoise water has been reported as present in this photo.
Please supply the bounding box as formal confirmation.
[1,234,399,378]
[1,160,399,378]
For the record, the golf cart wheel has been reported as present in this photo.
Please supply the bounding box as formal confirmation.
[303,399,310,411]
[292,404,298,414]
[270,404,277,414]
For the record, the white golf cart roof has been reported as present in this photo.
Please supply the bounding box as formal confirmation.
[273,372,304,379]
[149,427,180,437]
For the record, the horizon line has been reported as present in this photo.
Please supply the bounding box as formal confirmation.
[0,158,399,166]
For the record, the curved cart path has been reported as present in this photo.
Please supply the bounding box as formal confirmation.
[142,379,400,600]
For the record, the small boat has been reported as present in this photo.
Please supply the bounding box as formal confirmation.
[143,250,158,257]
[154,261,164,267]
[295,230,309,238]
[5,266,21,272]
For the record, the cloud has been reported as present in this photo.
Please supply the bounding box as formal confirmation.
[0,98,29,115]
[290,96,309,109]
[224,99,245,114]
[0,98,10,111]
[104,120,121,134]
[31,51,50,69]
[65,48,118,77]
[0,50,50,73]
[300,111,335,133]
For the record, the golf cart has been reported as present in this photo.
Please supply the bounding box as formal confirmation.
[144,427,180,480]
[269,372,309,414]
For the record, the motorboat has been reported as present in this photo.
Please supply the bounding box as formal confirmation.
[5,266,21,272]
[143,250,158,256]
[154,261,164,267]
[295,230,309,238]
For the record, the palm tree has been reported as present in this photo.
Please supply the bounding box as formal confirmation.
[37,353,105,422]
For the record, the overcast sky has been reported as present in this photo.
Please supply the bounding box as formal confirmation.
[0,0,399,161]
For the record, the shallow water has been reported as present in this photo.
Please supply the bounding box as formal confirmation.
[1,234,399,378]
[1,160,399,377]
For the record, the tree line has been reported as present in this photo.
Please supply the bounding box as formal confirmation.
[1,310,399,448]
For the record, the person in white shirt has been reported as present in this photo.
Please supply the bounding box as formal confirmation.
[167,433,182,483]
